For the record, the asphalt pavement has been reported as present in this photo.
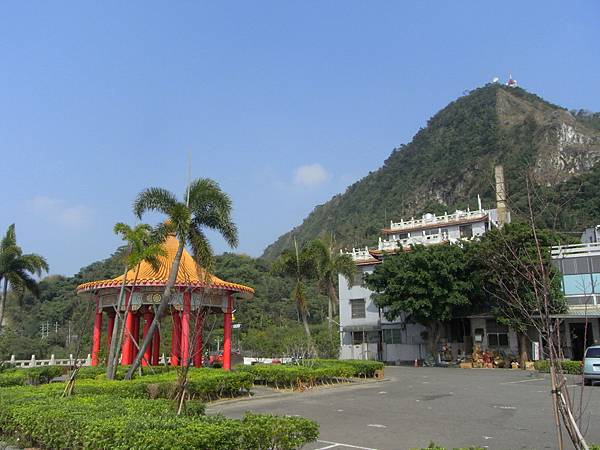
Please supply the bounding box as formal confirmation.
[206,366,600,450]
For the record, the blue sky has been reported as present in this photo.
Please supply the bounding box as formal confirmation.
[1,1,599,276]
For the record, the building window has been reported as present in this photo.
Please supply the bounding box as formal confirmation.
[383,328,402,344]
[563,274,594,295]
[350,299,366,319]
[486,319,509,347]
[440,228,449,238]
[398,232,409,240]
[424,228,439,236]
[353,270,364,287]
[459,224,473,238]
[352,331,365,345]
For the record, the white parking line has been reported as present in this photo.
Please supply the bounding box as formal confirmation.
[316,440,379,450]
[500,378,543,384]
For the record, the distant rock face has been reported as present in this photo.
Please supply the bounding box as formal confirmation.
[262,85,600,259]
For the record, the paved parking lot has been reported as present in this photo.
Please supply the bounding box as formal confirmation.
[207,366,600,450]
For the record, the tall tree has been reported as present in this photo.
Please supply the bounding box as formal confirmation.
[365,243,472,356]
[470,222,567,369]
[124,179,238,379]
[305,238,355,329]
[0,224,48,332]
[272,239,317,338]
[106,223,166,380]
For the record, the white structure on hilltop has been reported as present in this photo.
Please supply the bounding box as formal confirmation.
[338,198,503,363]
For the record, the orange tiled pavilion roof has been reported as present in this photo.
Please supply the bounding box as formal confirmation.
[76,235,254,296]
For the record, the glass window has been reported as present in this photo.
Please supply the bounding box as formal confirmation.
[424,228,439,236]
[459,224,473,238]
[350,299,366,319]
[567,296,594,306]
[398,232,408,240]
[352,331,364,345]
[563,274,594,295]
[383,328,402,344]
[353,271,364,287]
[585,348,600,358]
[591,256,600,273]
[367,331,380,343]
[486,319,508,333]
[593,274,600,294]
[562,257,590,275]
[488,333,509,347]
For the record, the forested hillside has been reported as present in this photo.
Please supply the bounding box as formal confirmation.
[263,84,600,258]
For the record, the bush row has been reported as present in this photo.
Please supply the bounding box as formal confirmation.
[0,387,318,450]
[238,359,384,389]
[0,366,63,387]
[39,369,254,402]
[534,360,582,375]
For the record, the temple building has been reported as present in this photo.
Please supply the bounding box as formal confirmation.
[76,234,253,370]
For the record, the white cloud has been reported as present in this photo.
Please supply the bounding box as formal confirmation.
[293,163,329,188]
[29,196,92,229]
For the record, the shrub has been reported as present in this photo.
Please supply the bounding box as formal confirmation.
[0,366,63,387]
[237,359,384,389]
[534,360,582,375]
[0,387,318,450]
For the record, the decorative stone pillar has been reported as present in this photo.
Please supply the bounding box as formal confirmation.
[171,311,182,366]
[91,296,103,366]
[142,309,153,367]
[193,310,205,368]
[181,291,191,367]
[223,295,233,371]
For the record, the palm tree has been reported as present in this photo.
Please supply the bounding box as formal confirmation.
[305,237,355,330]
[124,179,238,379]
[106,223,166,380]
[272,238,316,338]
[0,224,48,332]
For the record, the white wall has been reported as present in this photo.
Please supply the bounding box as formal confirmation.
[339,265,380,328]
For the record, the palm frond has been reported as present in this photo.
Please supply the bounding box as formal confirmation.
[133,187,178,219]
[0,224,16,251]
[187,226,214,279]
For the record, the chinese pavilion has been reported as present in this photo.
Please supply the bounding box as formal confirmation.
[76,234,254,371]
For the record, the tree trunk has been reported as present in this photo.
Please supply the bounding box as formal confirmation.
[300,307,311,338]
[327,281,339,329]
[517,331,529,370]
[0,278,7,332]
[106,266,129,380]
[428,322,442,360]
[125,239,185,379]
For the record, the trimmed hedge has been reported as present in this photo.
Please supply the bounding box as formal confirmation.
[238,359,384,389]
[534,360,582,375]
[0,387,318,449]
[0,366,63,387]
[39,368,254,401]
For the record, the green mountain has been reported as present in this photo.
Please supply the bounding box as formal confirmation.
[263,84,600,258]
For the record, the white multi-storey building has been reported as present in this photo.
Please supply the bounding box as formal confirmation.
[338,201,502,363]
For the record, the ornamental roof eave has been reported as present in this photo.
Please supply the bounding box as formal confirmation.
[75,235,254,299]
[381,214,489,235]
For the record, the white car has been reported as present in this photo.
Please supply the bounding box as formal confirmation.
[583,345,600,386]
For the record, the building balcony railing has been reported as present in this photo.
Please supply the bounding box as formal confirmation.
[551,242,600,258]
[388,209,487,232]
[378,233,449,251]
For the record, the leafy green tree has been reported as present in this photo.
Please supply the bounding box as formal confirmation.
[272,240,317,339]
[305,238,355,329]
[0,224,49,332]
[470,222,566,368]
[125,179,238,379]
[106,223,166,380]
[365,244,472,356]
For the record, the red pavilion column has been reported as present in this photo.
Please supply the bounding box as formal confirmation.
[142,309,153,367]
[181,291,191,367]
[132,312,141,360]
[171,311,182,366]
[91,296,102,367]
[151,327,161,365]
[223,295,233,371]
[121,291,134,365]
[193,310,205,368]
[106,312,115,361]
